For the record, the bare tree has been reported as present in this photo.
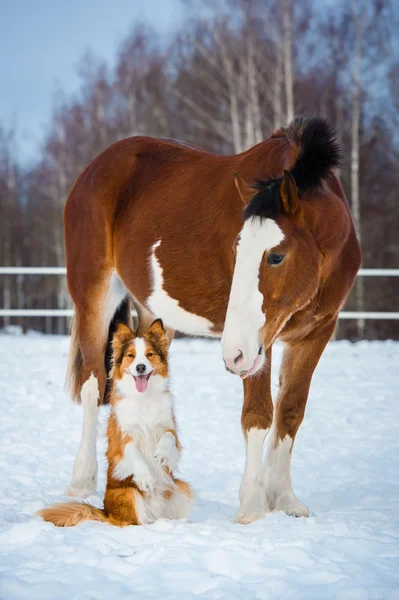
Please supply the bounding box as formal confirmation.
[351,2,365,338]
[282,0,294,122]
[0,126,19,329]
[2,0,399,340]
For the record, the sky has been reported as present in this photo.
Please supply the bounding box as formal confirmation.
[0,0,183,164]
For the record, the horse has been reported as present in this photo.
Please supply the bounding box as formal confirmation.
[64,116,361,524]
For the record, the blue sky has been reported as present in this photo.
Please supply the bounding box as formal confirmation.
[0,0,182,163]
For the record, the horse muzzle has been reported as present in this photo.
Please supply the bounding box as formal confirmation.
[223,345,263,378]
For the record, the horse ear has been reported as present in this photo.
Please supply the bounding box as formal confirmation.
[114,322,134,344]
[280,170,299,215]
[144,319,166,344]
[234,172,254,206]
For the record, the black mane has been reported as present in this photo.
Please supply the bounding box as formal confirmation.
[244,116,341,221]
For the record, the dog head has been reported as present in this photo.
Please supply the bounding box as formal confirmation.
[111,319,169,394]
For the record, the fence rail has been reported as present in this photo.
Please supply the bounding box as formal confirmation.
[1,267,398,320]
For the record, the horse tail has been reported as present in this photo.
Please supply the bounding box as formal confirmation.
[37,502,109,527]
[65,295,132,404]
[280,116,341,192]
[66,311,83,403]
[103,295,133,404]
[245,117,342,221]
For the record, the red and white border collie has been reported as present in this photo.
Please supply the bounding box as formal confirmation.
[38,319,194,527]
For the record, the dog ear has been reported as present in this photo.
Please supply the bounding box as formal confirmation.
[114,322,134,344]
[112,322,134,367]
[144,319,165,344]
[144,319,169,354]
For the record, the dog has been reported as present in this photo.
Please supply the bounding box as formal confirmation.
[38,319,194,527]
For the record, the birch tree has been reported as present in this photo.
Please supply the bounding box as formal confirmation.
[351,3,365,338]
[282,0,294,122]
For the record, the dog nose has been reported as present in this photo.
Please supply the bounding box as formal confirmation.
[136,364,146,374]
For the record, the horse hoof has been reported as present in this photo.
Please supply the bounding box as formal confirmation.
[274,495,309,518]
[234,507,266,524]
[66,483,97,499]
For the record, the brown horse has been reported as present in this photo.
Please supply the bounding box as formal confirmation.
[64,116,361,524]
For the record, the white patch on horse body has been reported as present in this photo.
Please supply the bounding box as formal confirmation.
[235,428,270,524]
[67,373,99,498]
[222,218,284,373]
[103,271,126,333]
[263,429,309,517]
[147,240,216,336]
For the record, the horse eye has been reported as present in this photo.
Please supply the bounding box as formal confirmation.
[268,253,285,265]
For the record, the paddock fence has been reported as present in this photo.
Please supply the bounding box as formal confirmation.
[0,267,398,320]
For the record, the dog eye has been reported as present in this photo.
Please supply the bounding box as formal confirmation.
[147,353,153,358]
[127,353,134,358]
[268,253,285,265]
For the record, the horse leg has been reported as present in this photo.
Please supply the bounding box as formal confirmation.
[235,349,273,524]
[263,320,337,516]
[67,271,126,497]
[135,301,175,342]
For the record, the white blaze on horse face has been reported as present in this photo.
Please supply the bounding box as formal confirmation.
[222,218,284,375]
[147,240,215,336]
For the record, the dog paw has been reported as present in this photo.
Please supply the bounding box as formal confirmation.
[154,448,171,469]
[154,434,179,471]
[134,469,155,494]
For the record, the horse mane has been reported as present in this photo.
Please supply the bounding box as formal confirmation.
[244,116,342,221]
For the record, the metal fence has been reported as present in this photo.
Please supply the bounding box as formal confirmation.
[0,267,398,319]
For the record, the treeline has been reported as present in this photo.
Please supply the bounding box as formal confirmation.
[1,0,398,338]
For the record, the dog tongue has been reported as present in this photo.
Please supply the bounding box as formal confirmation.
[135,375,148,393]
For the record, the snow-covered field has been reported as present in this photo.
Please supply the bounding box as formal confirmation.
[0,334,398,600]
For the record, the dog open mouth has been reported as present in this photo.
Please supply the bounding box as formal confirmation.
[133,373,152,393]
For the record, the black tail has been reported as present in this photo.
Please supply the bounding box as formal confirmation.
[283,116,342,194]
[244,116,342,222]
[104,296,133,403]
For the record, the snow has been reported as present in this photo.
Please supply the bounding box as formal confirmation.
[0,334,398,600]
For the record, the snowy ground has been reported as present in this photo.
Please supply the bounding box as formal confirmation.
[0,334,398,600]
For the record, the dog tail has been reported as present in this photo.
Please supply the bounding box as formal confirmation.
[37,502,110,527]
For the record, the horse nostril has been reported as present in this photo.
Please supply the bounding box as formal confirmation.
[136,364,146,374]
[233,350,243,365]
